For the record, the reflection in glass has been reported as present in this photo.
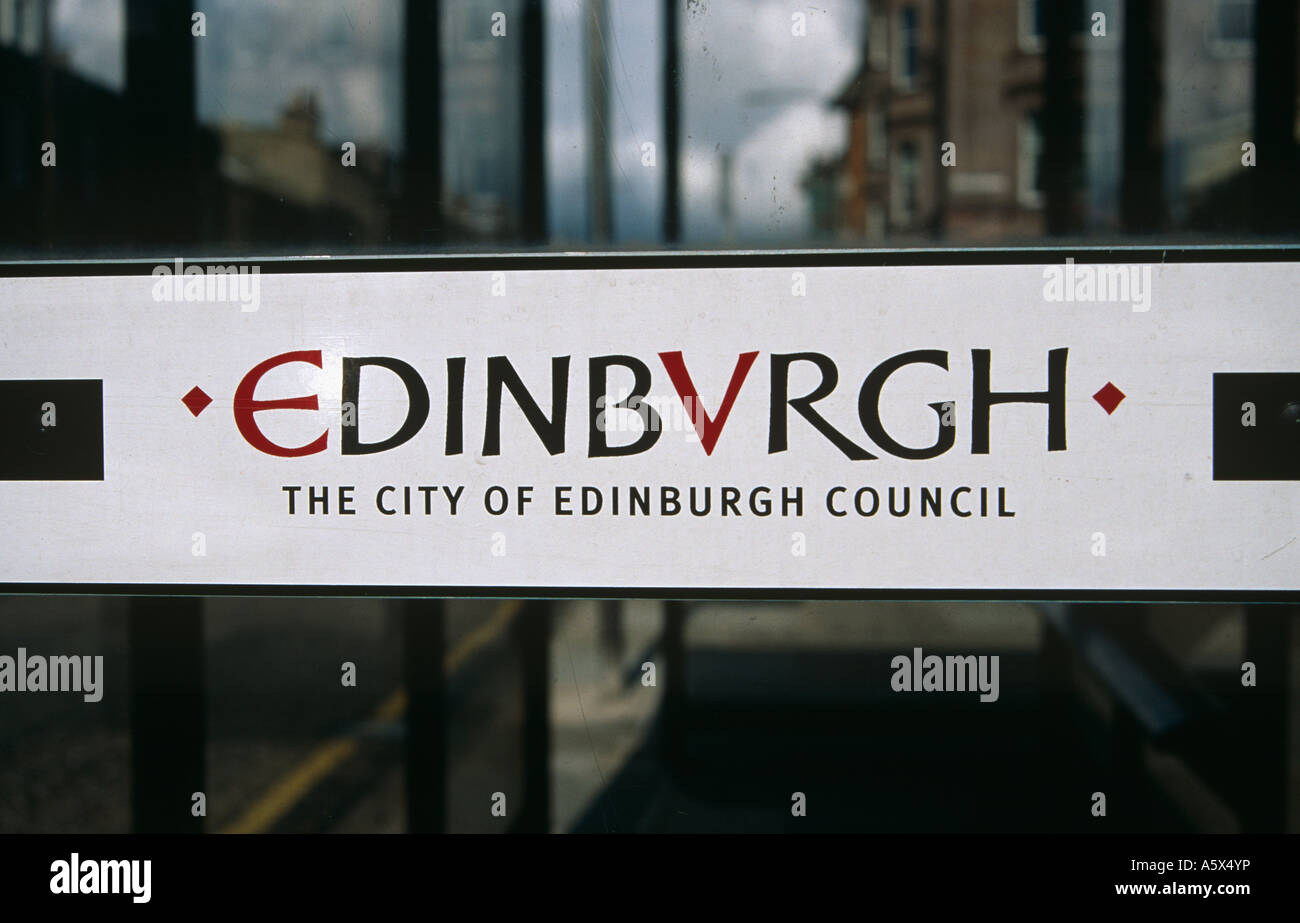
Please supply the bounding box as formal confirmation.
[0,0,1295,257]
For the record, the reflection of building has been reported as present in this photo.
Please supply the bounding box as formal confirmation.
[0,24,140,252]
[0,0,43,54]
[217,92,392,246]
[1165,0,1260,228]
[441,0,522,240]
[2,0,537,252]
[814,0,1299,242]
[817,0,1054,244]
[0,33,393,253]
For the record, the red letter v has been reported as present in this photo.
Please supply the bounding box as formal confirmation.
[657,350,759,455]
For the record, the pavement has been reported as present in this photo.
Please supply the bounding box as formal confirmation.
[0,595,1290,833]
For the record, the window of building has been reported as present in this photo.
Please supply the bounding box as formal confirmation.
[1017,111,1045,208]
[0,0,41,54]
[446,1,504,61]
[866,4,886,71]
[867,108,888,170]
[866,203,886,239]
[1018,0,1045,53]
[894,5,919,89]
[1207,0,1253,57]
[894,140,918,224]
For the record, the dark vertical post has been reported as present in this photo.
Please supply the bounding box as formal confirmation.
[402,599,446,834]
[402,0,442,246]
[1042,0,1084,234]
[521,0,547,244]
[1110,706,1146,832]
[123,1,201,833]
[1251,0,1299,234]
[1065,603,1150,830]
[662,0,680,243]
[1120,0,1165,233]
[598,599,624,659]
[1038,612,1072,825]
[128,597,204,834]
[662,600,687,766]
[515,599,551,832]
[1240,605,1290,833]
[124,0,197,246]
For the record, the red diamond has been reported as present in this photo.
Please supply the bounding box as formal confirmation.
[182,386,212,417]
[1093,382,1125,415]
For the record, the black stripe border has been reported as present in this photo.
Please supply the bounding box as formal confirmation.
[0,584,1296,602]
[2,244,1300,276]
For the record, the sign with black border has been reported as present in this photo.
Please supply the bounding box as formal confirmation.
[1,247,1296,601]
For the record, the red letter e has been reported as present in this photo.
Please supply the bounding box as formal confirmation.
[234,350,327,457]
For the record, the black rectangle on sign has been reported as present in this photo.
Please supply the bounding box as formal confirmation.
[0,380,104,480]
[1212,373,1300,480]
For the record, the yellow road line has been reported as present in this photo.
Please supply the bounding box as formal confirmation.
[447,599,520,672]
[219,731,367,835]
[219,599,523,834]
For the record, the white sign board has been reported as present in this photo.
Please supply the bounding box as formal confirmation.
[1,255,1296,598]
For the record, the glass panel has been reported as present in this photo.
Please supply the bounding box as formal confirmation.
[2,0,1296,258]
